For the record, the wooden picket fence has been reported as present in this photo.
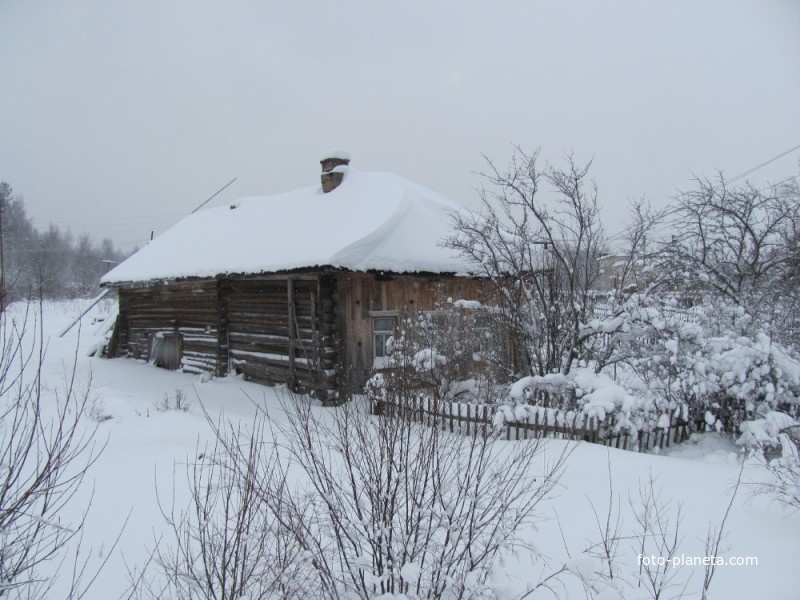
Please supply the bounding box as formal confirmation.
[370,395,693,453]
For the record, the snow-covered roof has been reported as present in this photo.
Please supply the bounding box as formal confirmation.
[102,168,473,284]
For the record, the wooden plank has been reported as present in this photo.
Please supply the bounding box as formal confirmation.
[287,277,296,391]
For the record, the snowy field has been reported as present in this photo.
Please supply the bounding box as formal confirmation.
[3,299,799,599]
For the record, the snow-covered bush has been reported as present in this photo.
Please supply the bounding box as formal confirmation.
[736,411,798,454]
[656,173,800,353]
[495,367,677,444]
[267,396,568,599]
[738,413,800,512]
[369,300,508,405]
[492,296,800,439]
[442,152,799,443]
[587,296,800,432]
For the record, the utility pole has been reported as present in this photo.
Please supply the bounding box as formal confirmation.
[0,184,6,315]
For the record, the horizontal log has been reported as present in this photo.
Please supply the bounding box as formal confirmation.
[227,320,330,337]
[229,332,289,344]
[183,344,217,354]
[125,310,218,320]
[124,288,216,295]
[226,302,315,317]
[182,358,216,370]
[180,336,218,345]
[128,320,217,330]
[125,297,217,307]
[227,312,316,326]
[229,348,334,370]
[237,363,337,389]
[229,329,320,346]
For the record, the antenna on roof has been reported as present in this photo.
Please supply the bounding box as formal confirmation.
[190,177,238,214]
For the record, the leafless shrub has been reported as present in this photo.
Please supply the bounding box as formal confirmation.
[154,389,191,413]
[760,462,800,514]
[0,303,105,598]
[630,475,687,600]
[698,462,743,600]
[256,393,570,599]
[446,147,664,377]
[446,148,604,376]
[87,399,113,423]
[127,417,310,599]
[564,462,745,600]
[136,377,571,599]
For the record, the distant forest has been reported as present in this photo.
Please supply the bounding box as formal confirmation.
[1,181,129,304]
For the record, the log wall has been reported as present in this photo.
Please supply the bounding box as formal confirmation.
[113,271,487,401]
[117,281,221,375]
[225,275,338,401]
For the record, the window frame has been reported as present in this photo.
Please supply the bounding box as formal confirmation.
[370,311,399,367]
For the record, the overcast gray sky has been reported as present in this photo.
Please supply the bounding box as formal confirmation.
[1,0,799,251]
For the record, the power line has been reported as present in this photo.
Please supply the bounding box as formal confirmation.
[766,173,799,190]
[728,143,800,184]
[603,146,800,242]
[191,177,237,214]
[47,212,186,226]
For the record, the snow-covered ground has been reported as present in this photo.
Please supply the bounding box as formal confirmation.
[5,300,800,598]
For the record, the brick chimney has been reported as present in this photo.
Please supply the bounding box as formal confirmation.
[320,149,351,193]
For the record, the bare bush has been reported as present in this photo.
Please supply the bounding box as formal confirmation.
[154,389,192,413]
[255,393,570,599]
[127,418,310,599]
[561,463,744,600]
[87,399,113,423]
[447,147,663,378]
[629,475,686,599]
[446,148,605,376]
[0,303,104,598]
[760,458,800,512]
[137,382,570,599]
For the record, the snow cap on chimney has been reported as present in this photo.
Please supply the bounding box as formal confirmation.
[320,149,351,193]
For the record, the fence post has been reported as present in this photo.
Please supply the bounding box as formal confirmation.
[666,413,672,448]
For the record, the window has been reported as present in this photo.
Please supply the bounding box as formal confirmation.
[373,316,397,368]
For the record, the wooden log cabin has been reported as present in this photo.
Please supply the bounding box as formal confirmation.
[101,152,484,403]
